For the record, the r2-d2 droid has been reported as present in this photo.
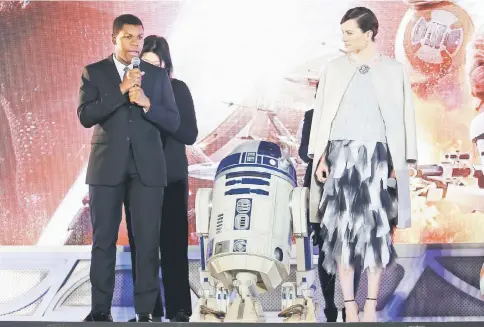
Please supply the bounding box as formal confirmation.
[192,140,316,323]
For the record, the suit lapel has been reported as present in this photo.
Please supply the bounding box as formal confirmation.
[104,55,122,87]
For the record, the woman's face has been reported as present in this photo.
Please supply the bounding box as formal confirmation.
[141,51,164,68]
[341,19,372,53]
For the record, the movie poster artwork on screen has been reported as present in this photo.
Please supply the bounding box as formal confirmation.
[1,0,484,246]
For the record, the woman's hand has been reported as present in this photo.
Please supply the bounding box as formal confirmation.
[315,156,329,183]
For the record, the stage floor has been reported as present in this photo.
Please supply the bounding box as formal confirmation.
[0,244,483,323]
[0,322,483,327]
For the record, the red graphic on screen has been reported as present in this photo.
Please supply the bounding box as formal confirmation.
[1,0,483,247]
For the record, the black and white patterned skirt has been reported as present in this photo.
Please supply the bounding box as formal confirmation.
[318,140,396,274]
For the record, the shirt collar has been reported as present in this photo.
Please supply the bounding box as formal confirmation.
[113,54,133,70]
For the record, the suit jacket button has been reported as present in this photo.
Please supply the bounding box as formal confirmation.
[126,137,130,141]
[129,120,134,123]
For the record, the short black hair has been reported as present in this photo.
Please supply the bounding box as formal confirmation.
[112,14,143,36]
[340,7,379,41]
[141,35,173,76]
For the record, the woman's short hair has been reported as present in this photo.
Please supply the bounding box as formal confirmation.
[141,35,173,76]
[341,7,379,41]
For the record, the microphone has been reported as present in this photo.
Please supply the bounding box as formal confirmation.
[131,57,141,69]
[388,177,397,188]
[131,57,141,89]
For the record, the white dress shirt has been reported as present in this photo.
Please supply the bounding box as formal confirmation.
[113,54,132,80]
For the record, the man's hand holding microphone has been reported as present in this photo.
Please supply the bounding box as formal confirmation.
[119,57,151,112]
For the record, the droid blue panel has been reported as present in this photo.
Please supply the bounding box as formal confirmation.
[234,198,252,230]
[257,141,282,158]
[245,152,257,163]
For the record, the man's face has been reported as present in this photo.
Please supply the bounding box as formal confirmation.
[113,24,144,65]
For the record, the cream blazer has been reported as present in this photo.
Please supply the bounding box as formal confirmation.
[307,55,418,229]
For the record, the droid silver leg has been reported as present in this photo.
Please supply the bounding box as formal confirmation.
[191,268,226,322]
[191,188,227,322]
[280,187,317,322]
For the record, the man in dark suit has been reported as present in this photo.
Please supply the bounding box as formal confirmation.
[298,83,361,322]
[77,14,179,322]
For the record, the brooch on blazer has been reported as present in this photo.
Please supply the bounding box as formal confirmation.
[348,52,381,75]
[358,64,370,74]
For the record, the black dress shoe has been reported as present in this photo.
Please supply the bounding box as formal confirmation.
[170,311,190,322]
[324,307,338,322]
[136,313,153,322]
[84,312,113,322]
[129,315,162,322]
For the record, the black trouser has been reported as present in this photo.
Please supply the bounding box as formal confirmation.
[126,178,192,319]
[89,149,163,314]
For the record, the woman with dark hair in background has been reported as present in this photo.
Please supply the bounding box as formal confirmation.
[125,35,198,322]
[307,7,417,322]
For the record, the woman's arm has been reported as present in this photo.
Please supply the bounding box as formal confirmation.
[170,80,198,145]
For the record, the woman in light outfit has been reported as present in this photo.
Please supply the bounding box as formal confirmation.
[307,7,417,322]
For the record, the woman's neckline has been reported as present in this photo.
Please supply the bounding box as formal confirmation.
[347,52,383,73]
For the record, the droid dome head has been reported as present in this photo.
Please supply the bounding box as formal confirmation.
[230,140,288,159]
[215,140,297,187]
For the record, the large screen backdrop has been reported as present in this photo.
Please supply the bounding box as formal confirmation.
[1,0,484,247]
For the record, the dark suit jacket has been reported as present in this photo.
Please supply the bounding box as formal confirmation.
[78,55,180,187]
[298,109,314,188]
[162,79,198,182]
